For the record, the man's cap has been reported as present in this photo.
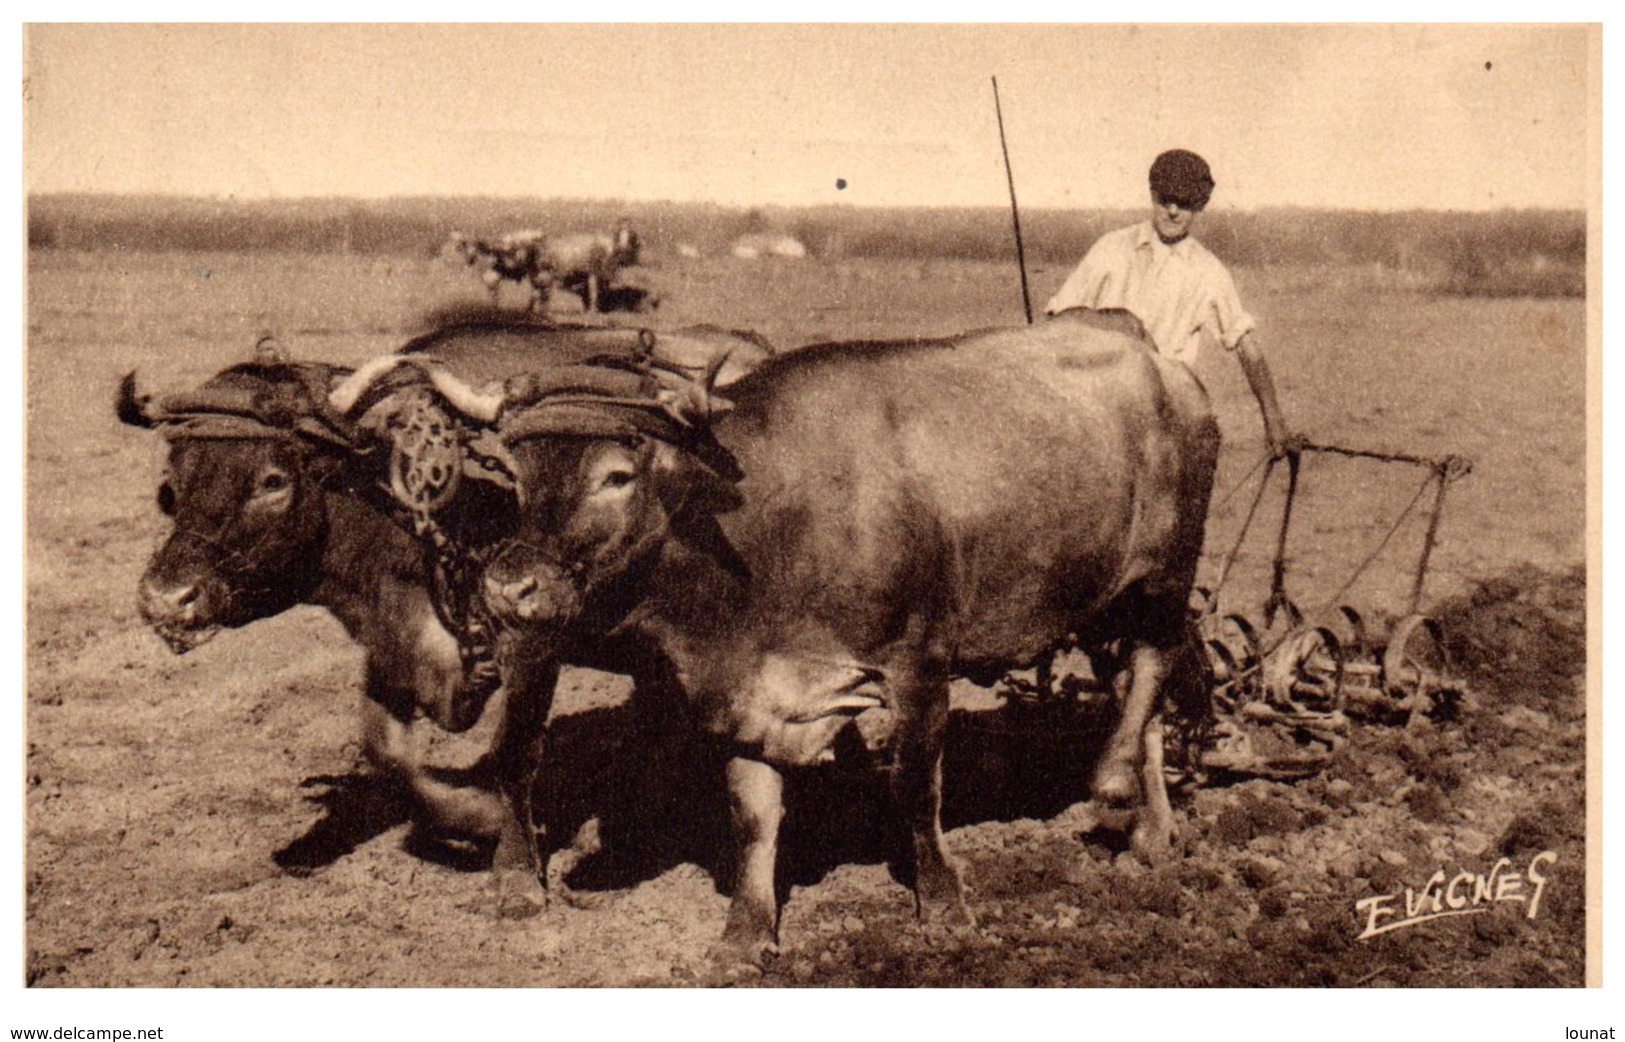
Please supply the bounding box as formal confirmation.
[1149,149,1215,208]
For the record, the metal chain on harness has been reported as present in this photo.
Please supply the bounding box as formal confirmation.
[384,388,508,707]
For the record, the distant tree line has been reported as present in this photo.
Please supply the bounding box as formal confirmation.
[28,193,1585,298]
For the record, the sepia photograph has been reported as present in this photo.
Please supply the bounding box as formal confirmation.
[17,20,1603,1016]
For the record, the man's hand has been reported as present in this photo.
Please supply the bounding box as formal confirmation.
[1269,430,1307,461]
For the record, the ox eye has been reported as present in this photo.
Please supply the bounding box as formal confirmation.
[256,470,291,497]
[600,468,636,490]
[156,482,176,517]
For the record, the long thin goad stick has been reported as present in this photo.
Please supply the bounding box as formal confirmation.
[992,75,1033,325]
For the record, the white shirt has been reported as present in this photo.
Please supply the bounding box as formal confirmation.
[1043,221,1256,366]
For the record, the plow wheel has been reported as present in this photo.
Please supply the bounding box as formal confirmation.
[1382,614,1450,720]
[1214,614,1261,674]
[1201,613,1263,709]
[1205,638,1243,710]
[1328,604,1370,656]
[1194,619,1347,781]
[1262,625,1346,715]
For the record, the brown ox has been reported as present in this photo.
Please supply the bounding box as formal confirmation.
[447,310,1218,961]
[448,221,641,314]
[117,321,772,901]
[536,219,641,314]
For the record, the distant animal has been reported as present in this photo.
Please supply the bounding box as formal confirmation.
[731,232,807,260]
[446,232,551,313]
[447,220,642,314]
[116,320,774,899]
[538,218,642,313]
[433,309,1218,962]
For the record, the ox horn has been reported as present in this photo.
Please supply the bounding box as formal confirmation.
[327,354,505,425]
[422,366,504,424]
[696,348,735,418]
[328,355,413,415]
[116,371,161,428]
[658,350,735,427]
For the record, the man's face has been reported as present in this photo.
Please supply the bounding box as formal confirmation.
[1151,192,1201,244]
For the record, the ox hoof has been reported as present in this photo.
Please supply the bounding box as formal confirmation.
[466,889,546,921]
[494,894,546,921]
[915,876,976,931]
[475,868,547,920]
[1092,762,1141,809]
[1066,799,1133,837]
[412,787,507,842]
[544,819,624,910]
[705,935,779,980]
[1129,819,1176,865]
[710,910,780,976]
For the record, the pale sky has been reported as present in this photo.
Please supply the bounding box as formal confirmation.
[22,23,1596,211]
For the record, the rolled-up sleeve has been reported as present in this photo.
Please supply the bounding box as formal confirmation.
[1205,263,1256,349]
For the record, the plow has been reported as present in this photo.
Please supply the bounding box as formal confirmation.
[999,439,1476,782]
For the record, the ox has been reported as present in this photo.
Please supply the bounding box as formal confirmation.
[445,309,1219,961]
[447,221,641,315]
[117,320,772,902]
[537,218,641,314]
[446,232,553,313]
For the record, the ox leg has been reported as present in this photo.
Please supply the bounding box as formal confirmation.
[360,658,505,840]
[585,273,601,313]
[1134,714,1174,856]
[715,755,784,966]
[356,674,417,806]
[891,676,973,927]
[1091,641,1173,860]
[484,653,560,919]
[1134,622,1210,855]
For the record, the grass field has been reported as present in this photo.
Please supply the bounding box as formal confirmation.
[25,240,1588,986]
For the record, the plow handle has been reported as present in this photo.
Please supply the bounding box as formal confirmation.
[1301,440,1473,478]
[1264,450,1302,627]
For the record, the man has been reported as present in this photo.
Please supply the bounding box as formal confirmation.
[1045,149,1297,459]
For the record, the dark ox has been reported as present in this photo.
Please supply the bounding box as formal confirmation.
[468,309,1220,959]
[117,320,772,896]
[447,234,553,313]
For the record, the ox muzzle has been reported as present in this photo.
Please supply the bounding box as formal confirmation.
[137,569,224,654]
[482,547,584,628]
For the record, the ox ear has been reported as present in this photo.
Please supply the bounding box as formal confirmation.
[649,440,743,518]
[116,371,159,429]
